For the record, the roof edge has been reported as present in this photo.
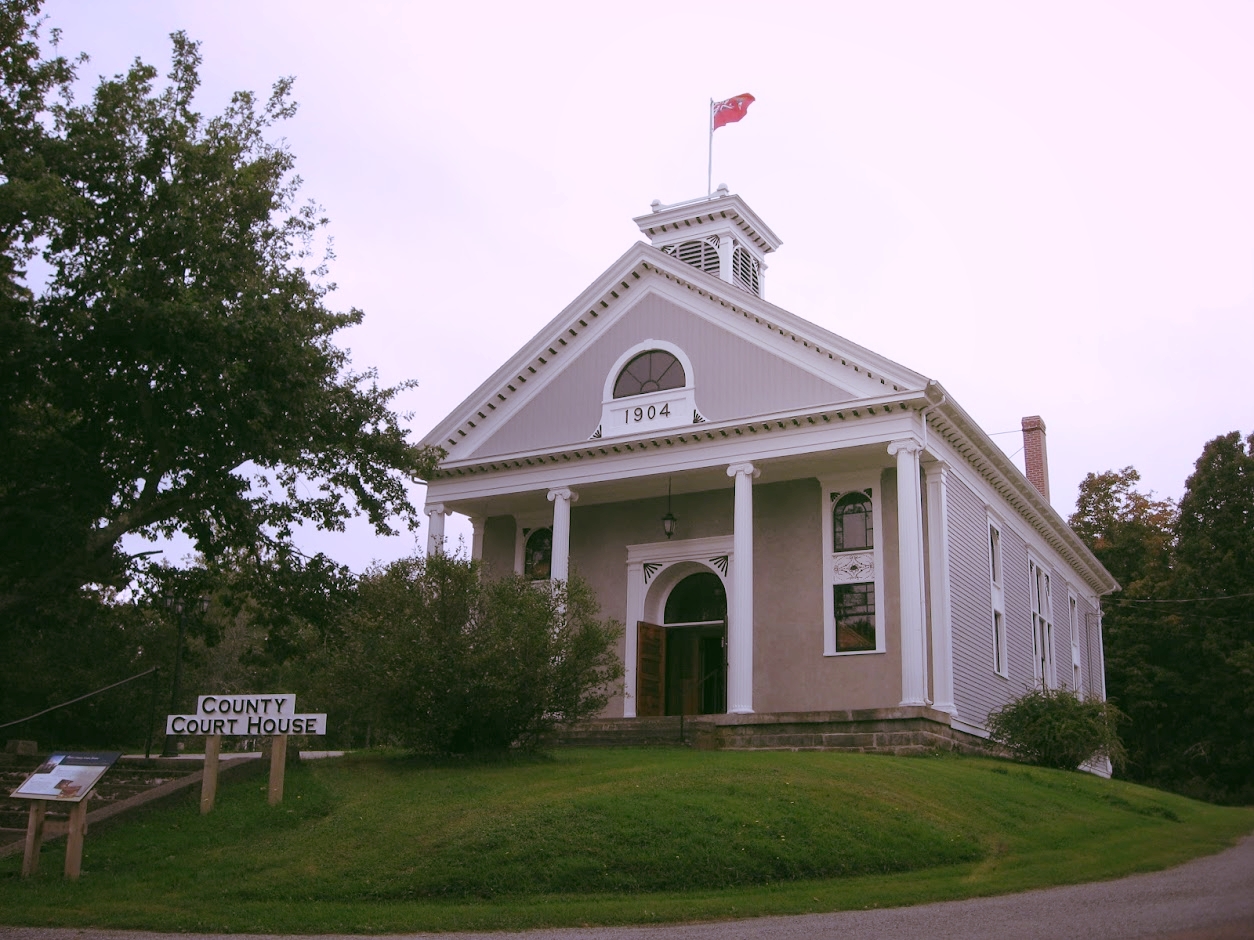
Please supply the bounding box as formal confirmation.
[927,382,1119,596]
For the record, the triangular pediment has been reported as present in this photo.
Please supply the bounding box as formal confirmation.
[422,244,929,462]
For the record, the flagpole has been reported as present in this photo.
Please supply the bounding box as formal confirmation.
[707,98,714,196]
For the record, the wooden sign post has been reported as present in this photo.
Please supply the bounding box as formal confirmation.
[166,694,325,810]
[200,733,221,814]
[21,801,46,878]
[64,799,88,880]
[268,734,286,805]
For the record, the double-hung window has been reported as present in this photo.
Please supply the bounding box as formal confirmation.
[1029,558,1055,688]
[988,521,1007,677]
[1069,593,1083,696]
[822,481,883,655]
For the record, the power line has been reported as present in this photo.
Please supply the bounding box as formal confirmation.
[0,666,158,730]
[1106,592,1254,605]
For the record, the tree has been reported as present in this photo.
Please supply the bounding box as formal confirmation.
[0,9,439,621]
[1069,466,1176,591]
[1167,432,1254,799]
[1071,436,1254,803]
[327,554,624,755]
[0,1,87,618]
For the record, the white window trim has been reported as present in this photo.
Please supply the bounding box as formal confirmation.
[821,475,885,656]
[988,516,1008,679]
[1028,553,1056,689]
[1068,590,1083,698]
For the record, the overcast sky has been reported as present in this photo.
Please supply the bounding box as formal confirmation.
[46,0,1254,571]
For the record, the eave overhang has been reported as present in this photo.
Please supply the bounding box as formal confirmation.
[632,191,783,253]
[431,390,929,478]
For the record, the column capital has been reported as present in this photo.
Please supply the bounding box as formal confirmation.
[887,438,923,458]
[924,459,950,480]
[424,502,449,517]
[547,487,578,503]
[726,462,760,479]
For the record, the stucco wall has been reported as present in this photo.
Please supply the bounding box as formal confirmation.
[475,469,913,718]
[752,472,903,713]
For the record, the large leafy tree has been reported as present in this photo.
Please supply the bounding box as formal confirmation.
[1071,436,1254,803]
[1168,432,1254,798]
[1070,466,1175,591]
[0,7,439,621]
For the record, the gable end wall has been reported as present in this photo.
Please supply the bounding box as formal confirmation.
[469,292,854,459]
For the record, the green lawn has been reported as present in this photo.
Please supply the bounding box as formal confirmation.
[2,748,1250,934]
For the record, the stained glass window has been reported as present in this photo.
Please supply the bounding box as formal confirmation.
[833,491,873,551]
[524,527,552,581]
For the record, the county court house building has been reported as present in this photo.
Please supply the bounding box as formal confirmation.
[419,188,1118,753]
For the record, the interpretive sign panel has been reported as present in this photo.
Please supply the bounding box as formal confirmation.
[11,751,121,802]
[165,693,326,736]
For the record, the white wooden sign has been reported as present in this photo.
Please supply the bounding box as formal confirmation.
[165,693,326,736]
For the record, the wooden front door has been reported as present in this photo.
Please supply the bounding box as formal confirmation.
[636,622,666,717]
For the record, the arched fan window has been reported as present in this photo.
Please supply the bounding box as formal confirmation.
[833,491,873,552]
[664,572,727,624]
[662,237,720,277]
[524,527,552,581]
[732,245,761,295]
[613,350,686,399]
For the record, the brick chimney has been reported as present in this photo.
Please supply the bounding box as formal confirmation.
[1021,416,1049,501]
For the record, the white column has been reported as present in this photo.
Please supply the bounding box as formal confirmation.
[469,515,485,562]
[424,503,449,556]
[925,461,956,715]
[513,519,526,575]
[716,235,734,284]
[727,462,759,714]
[547,487,578,583]
[888,439,928,706]
[623,562,645,718]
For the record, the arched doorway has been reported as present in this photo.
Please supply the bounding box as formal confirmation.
[638,570,727,716]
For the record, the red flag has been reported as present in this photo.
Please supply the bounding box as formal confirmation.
[712,93,755,130]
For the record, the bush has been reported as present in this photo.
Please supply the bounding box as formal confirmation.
[986,688,1127,771]
[326,553,623,755]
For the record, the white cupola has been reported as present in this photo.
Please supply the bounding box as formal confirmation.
[632,184,783,299]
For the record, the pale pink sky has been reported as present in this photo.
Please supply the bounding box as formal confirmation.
[47,1,1254,570]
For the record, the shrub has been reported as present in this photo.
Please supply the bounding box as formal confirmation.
[327,553,623,755]
[986,688,1127,771]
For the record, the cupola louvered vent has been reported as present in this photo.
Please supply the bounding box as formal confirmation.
[732,245,761,296]
[663,236,720,277]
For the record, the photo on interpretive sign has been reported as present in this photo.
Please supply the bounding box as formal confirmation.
[10,752,121,802]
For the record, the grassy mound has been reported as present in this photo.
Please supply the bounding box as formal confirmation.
[2,748,1251,933]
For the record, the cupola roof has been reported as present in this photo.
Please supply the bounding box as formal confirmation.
[633,184,782,254]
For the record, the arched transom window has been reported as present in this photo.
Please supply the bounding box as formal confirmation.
[664,572,727,624]
[833,491,873,551]
[612,350,686,399]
